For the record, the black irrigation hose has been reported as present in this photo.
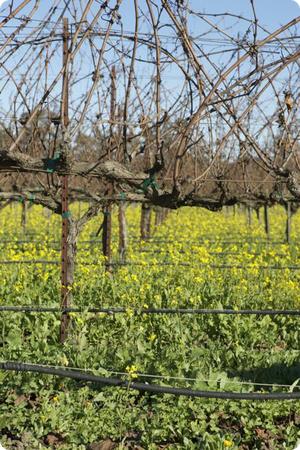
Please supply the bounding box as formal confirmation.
[0,240,102,245]
[0,362,299,400]
[131,238,286,244]
[0,260,59,264]
[1,260,300,270]
[1,306,300,315]
[0,238,288,245]
[0,244,285,258]
[111,263,300,270]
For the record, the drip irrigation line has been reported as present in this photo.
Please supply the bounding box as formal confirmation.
[132,239,288,246]
[0,362,299,400]
[0,243,290,265]
[0,241,290,258]
[110,262,300,271]
[0,361,293,389]
[0,259,300,270]
[1,305,300,316]
[0,260,59,265]
[132,238,286,244]
[0,238,289,246]
[137,250,288,258]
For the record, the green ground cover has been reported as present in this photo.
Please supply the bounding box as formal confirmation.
[0,204,299,449]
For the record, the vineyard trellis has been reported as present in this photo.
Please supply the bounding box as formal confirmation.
[0,0,300,405]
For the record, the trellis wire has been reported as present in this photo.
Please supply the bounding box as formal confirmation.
[0,306,300,316]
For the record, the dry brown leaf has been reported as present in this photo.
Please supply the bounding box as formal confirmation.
[88,439,117,450]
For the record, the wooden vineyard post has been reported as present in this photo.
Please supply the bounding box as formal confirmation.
[141,204,151,240]
[247,205,252,228]
[286,202,291,244]
[160,208,168,224]
[118,200,127,263]
[102,206,112,272]
[101,66,116,272]
[140,204,147,240]
[155,207,162,228]
[21,199,27,233]
[264,204,270,239]
[255,207,260,223]
[60,17,70,343]
[146,207,151,238]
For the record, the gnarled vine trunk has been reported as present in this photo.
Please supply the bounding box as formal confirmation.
[60,218,78,343]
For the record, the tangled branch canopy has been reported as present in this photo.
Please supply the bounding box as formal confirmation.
[0,0,299,210]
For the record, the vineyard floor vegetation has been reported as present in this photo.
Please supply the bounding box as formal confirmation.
[0,205,300,448]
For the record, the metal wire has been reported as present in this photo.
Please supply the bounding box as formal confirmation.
[0,306,300,316]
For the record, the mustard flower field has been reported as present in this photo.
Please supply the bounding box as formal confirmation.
[0,204,300,449]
